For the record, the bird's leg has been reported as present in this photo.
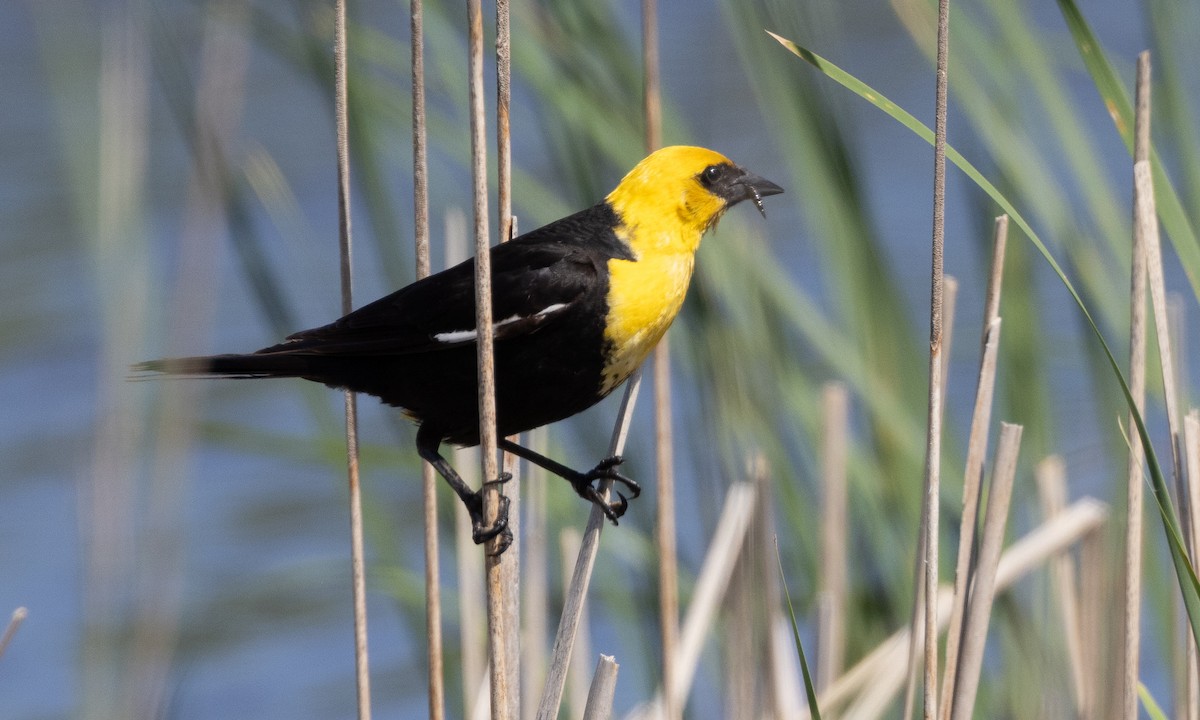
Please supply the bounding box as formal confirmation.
[497,438,640,524]
[417,424,512,554]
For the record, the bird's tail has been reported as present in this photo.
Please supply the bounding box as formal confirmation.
[132,351,321,379]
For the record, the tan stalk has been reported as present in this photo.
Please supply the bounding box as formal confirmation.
[466,0,514,714]
[0,607,27,661]
[1133,59,1194,720]
[582,656,621,720]
[643,482,758,717]
[813,498,1108,719]
[560,528,593,720]
[818,383,849,694]
[1184,411,1200,720]
[1117,52,1153,720]
[456,447,487,720]
[522,427,549,720]
[922,0,952,715]
[331,2,372,717]
[535,371,642,720]
[1034,457,1088,713]
[948,423,1023,720]
[939,215,1008,718]
[726,525,756,718]
[754,456,805,719]
[640,4,676,717]
[409,2,443,717]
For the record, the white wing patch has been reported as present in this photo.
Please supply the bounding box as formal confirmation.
[433,302,568,344]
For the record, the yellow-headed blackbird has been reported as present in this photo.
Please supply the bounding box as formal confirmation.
[136,146,782,550]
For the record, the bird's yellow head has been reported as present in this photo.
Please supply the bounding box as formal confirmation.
[605,146,784,254]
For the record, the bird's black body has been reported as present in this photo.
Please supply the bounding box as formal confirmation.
[194,203,634,446]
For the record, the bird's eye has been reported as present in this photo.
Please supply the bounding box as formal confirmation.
[700,165,721,186]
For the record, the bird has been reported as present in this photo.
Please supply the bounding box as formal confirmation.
[135,145,783,553]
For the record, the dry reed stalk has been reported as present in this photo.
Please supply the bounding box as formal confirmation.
[466,0,514,716]
[410,2,444,717]
[494,9,521,716]
[0,607,27,660]
[922,1,952,716]
[726,527,757,719]
[640,5,675,715]
[663,482,758,714]
[1187,410,1200,562]
[1118,52,1154,720]
[939,215,1008,718]
[948,423,1022,720]
[902,498,927,720]
[904,275,957,720]
[536,371,642,720]
[818,383,849,693]
[471,666,492,720]
[522,427,550,720]
[642,0,661,153]
[753,457,805,719]
[813,498,1108,718]
[583,655,621,720]
[560,528,593,720]
[653,344,679,720]
[621,482,760,720]
[769,615,808,719]
[1184,412,1200,720]
[332,4,372,717]
[1135,59,1195,720]
[1034,457,1088,713]
[456,445,488,718]
[940,276,959,404]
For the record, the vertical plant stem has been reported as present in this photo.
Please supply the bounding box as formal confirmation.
[581,656,620,720]
[1122,50,1152,720]
[522,427,549,720]
[1035,457,1088,715]
[1187,411,1200,720]
[456,449,487,719]
[536,374,642,720]
[824,499,1108,719]
[667,482,758,713]
[410,1,443,717]
[560,529,592,720]
[642,3,677,719]
[922,0,951,717]
[817,383,849,693]
[0,607,27,660]
[493,6,520,717]
[467,0,511,715]
[948,424,1023,720]
[940,215,1008,718]
[332,3,371,718]
[1079,525,1107,720]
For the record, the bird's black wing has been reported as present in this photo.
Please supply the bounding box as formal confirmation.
[260,209,620,357]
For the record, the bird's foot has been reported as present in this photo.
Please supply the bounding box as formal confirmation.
[571,456,641,525]
[467,472,514,555]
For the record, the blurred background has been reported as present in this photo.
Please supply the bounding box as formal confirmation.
[3,0,1198,717]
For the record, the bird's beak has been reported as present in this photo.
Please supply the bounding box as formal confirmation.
[736,171,784,218]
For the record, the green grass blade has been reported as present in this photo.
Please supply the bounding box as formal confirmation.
[1054,0,1200,301]
[1138,682,1169,720]
[767,27,1200,656]
[774,536,822,720]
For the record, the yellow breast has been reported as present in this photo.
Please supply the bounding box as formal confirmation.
[599,245,695,395]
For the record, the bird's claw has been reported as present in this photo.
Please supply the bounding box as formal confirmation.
[572,456,638,524]
[584,455,641,499]
[467,478,513,555]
